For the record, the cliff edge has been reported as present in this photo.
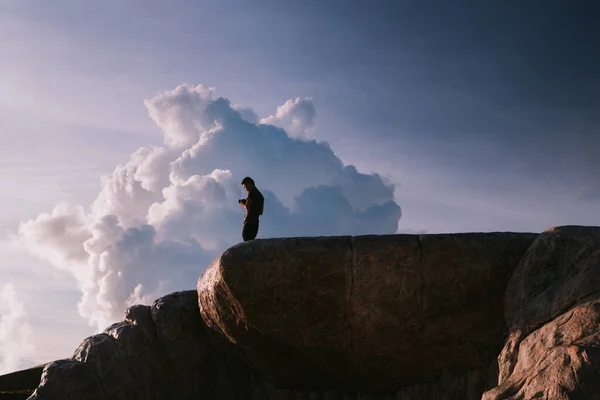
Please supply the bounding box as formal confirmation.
[25,226,600,399]
[198,233,534,393]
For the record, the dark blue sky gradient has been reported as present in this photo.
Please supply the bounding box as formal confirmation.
[3,0,599,195]
[200,1,599,180]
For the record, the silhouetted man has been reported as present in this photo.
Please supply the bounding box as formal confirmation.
[239,176,264,241]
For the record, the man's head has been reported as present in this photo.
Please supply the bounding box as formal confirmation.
[241,176,255,192]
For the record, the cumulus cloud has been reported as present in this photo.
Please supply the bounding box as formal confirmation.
[260,97,316,138]
[16,83,401,332]
[0,284,34,374]
[18,202,91,282]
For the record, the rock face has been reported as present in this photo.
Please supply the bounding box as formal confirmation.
[28,291,274,400]
[28,227,600,400]
[197,233,536,393]
[483,226,600,399]
[26,291,499,400]
[28,291,205,400]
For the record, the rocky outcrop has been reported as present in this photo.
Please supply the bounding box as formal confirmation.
[198,233,536,394]
[28,292,201,399]
[27,291,271,400]
[483,226,600,399]
[26,290,499,400]
[28,227,600,399]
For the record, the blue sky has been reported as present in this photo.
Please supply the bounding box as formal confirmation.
[0,0,599,373]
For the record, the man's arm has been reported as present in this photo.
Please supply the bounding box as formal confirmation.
[240,196,252,210]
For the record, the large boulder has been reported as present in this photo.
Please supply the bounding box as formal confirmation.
[39,227,600,399]
[504,225,600,334]
[197,232,537,393]
[483,225,600,399]
[484,295,600,399]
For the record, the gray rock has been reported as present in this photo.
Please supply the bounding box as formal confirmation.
[484,295,600,399]
[27,359,104,400]
[505,225,600,333]
[197,233,536,392]
[484,225,600,399]
[35,228,600,400]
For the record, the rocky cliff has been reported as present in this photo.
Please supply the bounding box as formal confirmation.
[484,226,600,399]
[25,226,600,399]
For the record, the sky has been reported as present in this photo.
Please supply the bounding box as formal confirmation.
[0,0,599,374]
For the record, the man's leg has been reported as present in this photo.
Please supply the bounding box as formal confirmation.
[242,219,259,241]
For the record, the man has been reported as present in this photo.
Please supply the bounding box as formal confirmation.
[239,176,264,241]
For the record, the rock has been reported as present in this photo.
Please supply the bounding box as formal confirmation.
[352,233,535,389]
[494,330,523,385]
[27,290,285,400]
[27,359,104,400]
[37,228,600,399]
[149,290,212,398]
[483,225,600,399]
[72,332,136,398]
[150,290,210,363]
[27,291,213,400]
[198,236,355,389]
[483,295,600,399]
[197,233,536,393]
[505,225,600,333]
[103,321,163,399]
[124,304,158,343]
[395,363,498,400]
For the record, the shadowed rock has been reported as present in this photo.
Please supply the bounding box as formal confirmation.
[197,232,536,392]
[483,226,600,399]
[505,225,600,334]
[32,228,600,399]
[28,359,104,400]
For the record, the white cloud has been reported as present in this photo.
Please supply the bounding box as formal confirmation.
[231,104,259,124]
[0,284,34,374]
[144,84,218,149]
[260,97,316,138]
[17,202,91,283]
[16,83,402,332]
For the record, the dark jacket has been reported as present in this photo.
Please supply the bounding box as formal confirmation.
[244,187,264,222]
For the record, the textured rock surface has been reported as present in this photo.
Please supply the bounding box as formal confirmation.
[28,291,215,400]
[27,359,104,400]
[26,290,500,400]
[198,236,355,389]
[198,233,536,392]
[34,228,600,400]
[504,225,600,334]
[483,226,600,399]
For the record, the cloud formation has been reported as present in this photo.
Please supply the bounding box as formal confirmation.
[17,83,401,332]
[260,97,316,138]
[0,284,34,374]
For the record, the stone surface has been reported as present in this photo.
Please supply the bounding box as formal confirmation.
[29,287,502,400]
[505,225,600,333]
[198,232,536,392]
[395,363,498,400]
[198,236,355,389]
[27,359,104,400]
[483,295,600,399]
[27,292,211,400]
[149,290,212,398]
[103,321,163,398]
[484,225,600,399]
[34,228,600,400]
